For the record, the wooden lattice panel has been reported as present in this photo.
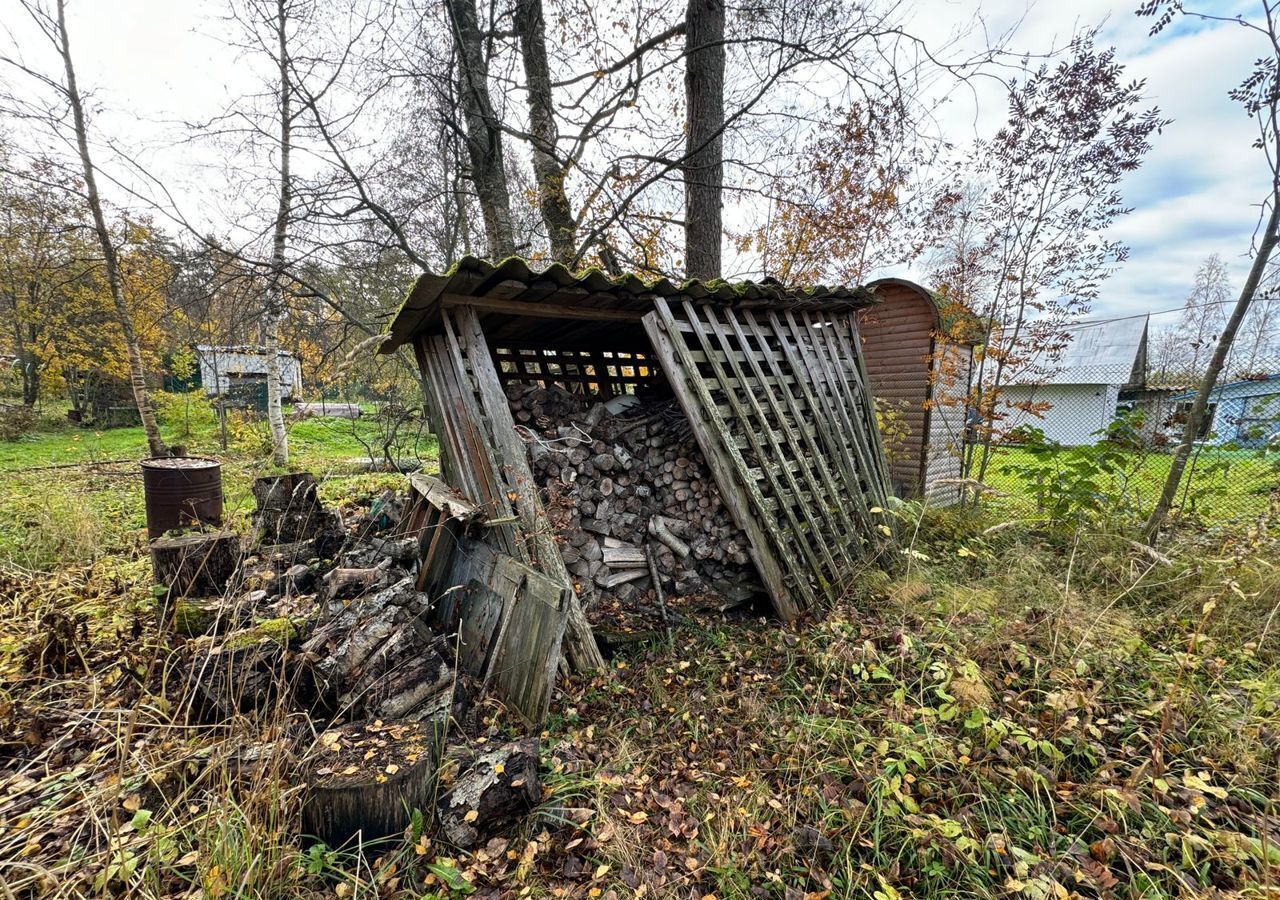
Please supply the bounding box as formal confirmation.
[643,298,892,619]
[492,345,654,397]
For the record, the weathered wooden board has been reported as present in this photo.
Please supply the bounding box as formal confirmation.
[642,299,892,619]
[485,555,570,723]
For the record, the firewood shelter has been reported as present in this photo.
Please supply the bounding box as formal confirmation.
[381,257,894,721]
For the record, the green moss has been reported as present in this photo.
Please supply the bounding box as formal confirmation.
[220,617,297,650]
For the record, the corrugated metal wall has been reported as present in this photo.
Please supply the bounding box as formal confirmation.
[858,281,936,497]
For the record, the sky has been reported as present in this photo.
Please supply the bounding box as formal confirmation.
[3,0,1273,321]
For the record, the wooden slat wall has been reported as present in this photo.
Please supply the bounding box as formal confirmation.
[643,299,892,619]
[413,311,586,722]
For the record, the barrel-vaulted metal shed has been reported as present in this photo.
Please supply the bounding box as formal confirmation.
[858,278,985,506]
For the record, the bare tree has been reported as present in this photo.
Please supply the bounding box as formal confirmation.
[1174,253,1232,377]
[264,0,293,466]
[1142,0,1280,539]
[949,35,1165,495]
[1,0,167,456]
[683,0,725,279]
[447,0,516,258]
[515,0,576,262]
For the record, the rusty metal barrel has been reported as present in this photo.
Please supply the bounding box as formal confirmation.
[140,457,224,538]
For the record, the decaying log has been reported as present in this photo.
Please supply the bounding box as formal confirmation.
[186,622,297,718]
[151,531,240,599]
[436,739,539,848]
[304,720,440,848]
[251,472,342,551]
[321,565,388,603]
[301,577,454,721]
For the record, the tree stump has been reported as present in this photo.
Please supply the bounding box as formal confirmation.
[151,531,240,598]
[185,619,300,718]
[251,472,342,552]
[436,739,540,848]
[303,720,440,848]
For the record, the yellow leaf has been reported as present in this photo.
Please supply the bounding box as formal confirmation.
[593,863,611,879]
[464,810,479,823]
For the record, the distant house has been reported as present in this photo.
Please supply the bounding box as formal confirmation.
[195,345,302,402]
[998,316,1149,446]
[1167,374,1280,447]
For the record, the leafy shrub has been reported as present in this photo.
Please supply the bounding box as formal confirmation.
[152,390,217,438]
[0,404,38,441]
[1001,410,1151,523]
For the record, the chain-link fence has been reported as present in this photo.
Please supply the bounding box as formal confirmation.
[867,305,1280,526]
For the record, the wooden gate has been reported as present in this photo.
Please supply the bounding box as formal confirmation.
[643,298,892,619]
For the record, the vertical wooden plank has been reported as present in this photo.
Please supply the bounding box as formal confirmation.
[643,302,804,619]
[451,306,606,675]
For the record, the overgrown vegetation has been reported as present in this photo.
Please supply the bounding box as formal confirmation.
[1,479,1277,896]
[0,395,436,570]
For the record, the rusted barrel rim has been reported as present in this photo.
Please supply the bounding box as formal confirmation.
[140,456,221,471]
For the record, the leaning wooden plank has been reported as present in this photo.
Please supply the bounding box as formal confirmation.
[407,472,485,523]
[761,310,873,544]
[422,334,521,559]
[803,310,892,536]
[451,307,605,675]
[488,559,568,722]
[773,310,876,535]
[731,311,863,554]
[794,311,881,515]
[643,302,802,620]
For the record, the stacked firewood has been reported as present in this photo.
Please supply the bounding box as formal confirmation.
[509,383,762,613]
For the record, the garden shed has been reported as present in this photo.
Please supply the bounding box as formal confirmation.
[859,278,983,505]
[381,257,893,721]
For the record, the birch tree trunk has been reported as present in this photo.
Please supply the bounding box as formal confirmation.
[515,0,576,264]
[446,0,516,260]
[1144,200,1280,540]
[683,0,725,280]
[54,0,166,458]
[266,0,291,467]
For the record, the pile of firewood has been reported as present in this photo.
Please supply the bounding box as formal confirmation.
[510,383,762,615]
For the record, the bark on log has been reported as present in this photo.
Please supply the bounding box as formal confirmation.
[304,720,440,848]
[151,531,240,599]
[437,739,539,848]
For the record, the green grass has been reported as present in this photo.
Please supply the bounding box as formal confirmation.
[981,444,1280,523]
[0,397,438,569]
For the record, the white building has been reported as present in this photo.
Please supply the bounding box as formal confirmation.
[998,317,1148,446]
[195,345,302,400]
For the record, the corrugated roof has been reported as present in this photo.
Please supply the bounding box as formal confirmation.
[1011,316,1149,386]
[381,256,877,353]
[1168,373,1280,402]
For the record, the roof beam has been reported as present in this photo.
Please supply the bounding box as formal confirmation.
[441,292,647,322]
